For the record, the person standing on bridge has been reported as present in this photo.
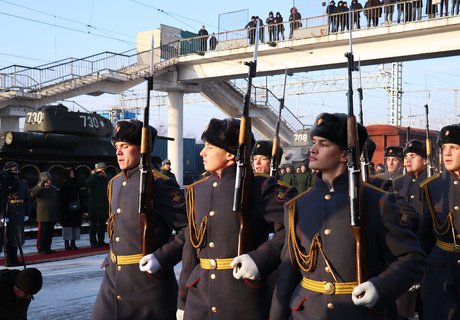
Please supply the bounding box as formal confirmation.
[274,12,285,41]
[289,7,302,39]
[92,119,187,320]
[198,25,209,52]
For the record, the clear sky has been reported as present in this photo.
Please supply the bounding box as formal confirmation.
[1,0,459,138]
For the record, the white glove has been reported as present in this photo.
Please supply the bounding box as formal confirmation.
[352,281,380,309]
[0,218,9,224]
[230,254,260,280]
[139,253,161,274]
[176,309,184,320]
[24,216,29,222]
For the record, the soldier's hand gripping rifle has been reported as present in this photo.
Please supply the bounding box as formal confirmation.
[345,23,365,285]
[270,68,288,179]
[424,91,434,177]
[233,19,260,256]
[139,38,157,256]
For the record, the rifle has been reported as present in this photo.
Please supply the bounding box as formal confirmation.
[233,19,259,256]
[345,15,365,285]
[139,37,156,256]
[356,59,370,182]
[424,88,434,177]
[270,68,288,179]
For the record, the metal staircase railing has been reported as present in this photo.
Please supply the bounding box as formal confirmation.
[226,79,304,132]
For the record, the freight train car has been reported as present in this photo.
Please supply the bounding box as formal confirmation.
[366,124,439,166]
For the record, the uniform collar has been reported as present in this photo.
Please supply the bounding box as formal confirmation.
[123,165,140,179]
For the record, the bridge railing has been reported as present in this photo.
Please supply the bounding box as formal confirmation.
[0,49,143,92]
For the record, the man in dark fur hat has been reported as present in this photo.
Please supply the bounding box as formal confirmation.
[92,119,187,320]
[177,118,288,320]
[251,140,283,175]
[381,145,404,180]
[419,123,460,319]
[270,112,426,319]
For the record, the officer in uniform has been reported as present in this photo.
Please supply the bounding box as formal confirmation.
[177,118,288,320]
[269,113,426,319]
[1,161,31,267]
[92,119,187,320]
[419,123,460,319]
[388,140,428,319]
[372,146,404,187]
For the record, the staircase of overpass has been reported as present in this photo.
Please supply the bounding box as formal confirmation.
[1,7,460,137]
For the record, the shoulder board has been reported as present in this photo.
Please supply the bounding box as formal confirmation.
[362,181,388,194]
[277,180,290,188]
[153,169,170,180]
[187,175,210,188]
[285,187,313,206]
[109,172,123,184]
[420,173,441,188]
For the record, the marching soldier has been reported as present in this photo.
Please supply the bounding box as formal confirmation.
[252,140,275,174]
[177,118,288,320]
[269,113,426,319]
[92,119,187,320]
[419,123,460,319]
[1,161,30,267]
[371,145,404,188]
[388,139,428,319]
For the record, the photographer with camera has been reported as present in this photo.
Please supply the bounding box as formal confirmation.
[0,161,30,267]
[31,171,59,255]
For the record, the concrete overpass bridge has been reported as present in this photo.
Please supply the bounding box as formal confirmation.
[1,9,460,184]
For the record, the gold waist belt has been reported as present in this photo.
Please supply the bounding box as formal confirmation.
[9,200,24,204]
[110,250,143,265]
[199,258,234,270]
[300,277,357,295]
[436,239,460,253]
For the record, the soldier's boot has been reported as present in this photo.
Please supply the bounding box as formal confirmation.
[70,240,78,250]
[65,240,71,251]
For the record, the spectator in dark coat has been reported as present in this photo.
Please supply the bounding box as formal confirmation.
[31,171,60,254]
[85,162,109,248]
[209,33,218,50]
[289,7,302,38]
[266,11,276,42]
[274,12,285,41]
[198,25,209,51]
[60,167,82,250]
[327,0,338,32]
[350,0,364,29]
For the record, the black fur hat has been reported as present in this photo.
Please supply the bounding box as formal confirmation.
[3,161,19,172]
[438,123,460,147]
[384,145,403,159]
[404,139,427,159]
[15,268,42,295]
[111,119,158,147]
[310,113,368,151]
[252,140,284,162]
[201,118,254,155]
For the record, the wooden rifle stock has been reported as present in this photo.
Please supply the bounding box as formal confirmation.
[233,20,259,256]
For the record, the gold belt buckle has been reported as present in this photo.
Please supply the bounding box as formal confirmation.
[209,259,217,270]
[324,282,335,295]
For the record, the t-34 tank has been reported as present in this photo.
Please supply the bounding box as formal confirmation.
[0,104,119,191]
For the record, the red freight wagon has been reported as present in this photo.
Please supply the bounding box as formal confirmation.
[366,124,439,166]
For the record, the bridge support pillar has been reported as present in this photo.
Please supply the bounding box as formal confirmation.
[167,91,184,187]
